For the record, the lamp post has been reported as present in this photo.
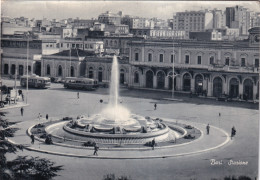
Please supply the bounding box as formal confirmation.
[26,33,29,104]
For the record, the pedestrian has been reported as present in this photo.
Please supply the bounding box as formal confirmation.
[38,113,42,121]
[151,138,155,150]
[77,92,79,99]
[46,114,49,120]
[18,89,22,96]
[154,103,157,110]
[93,144,99,156]
[231,126,236,139]
[206,124,210,135]
[21,93,24,101]
[30,134,35,144]
[20,107,24,116]
[219,112,221,117]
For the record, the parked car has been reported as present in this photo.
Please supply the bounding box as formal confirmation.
[216,94,232,102]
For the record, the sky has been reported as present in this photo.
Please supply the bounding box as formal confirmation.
[1,1,260,20]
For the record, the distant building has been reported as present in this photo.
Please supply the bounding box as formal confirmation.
[2,22,32,35]
[130,28,187,39]
[98,11,122,25]
[226,6,251,35]
[211,9,225,29]
[190,30,222,41]
[121,16,154,29]
[173,10,213,32]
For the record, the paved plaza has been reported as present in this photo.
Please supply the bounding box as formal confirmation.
[2,79,259,180]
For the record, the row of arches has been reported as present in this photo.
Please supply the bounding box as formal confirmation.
[133,69,258,100]
[3,64,32,76]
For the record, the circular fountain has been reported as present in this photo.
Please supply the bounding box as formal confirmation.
[61,56,176,144]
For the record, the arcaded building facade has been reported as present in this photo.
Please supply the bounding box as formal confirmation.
[128,27,259,100]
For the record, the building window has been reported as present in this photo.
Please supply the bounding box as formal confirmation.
[225,57,230,66]
[135,53,139,61]
[159,54,164,62]
[185,55,189,64]
[197,56,201,64]
[241,58,246,67]
[148,53,152,62]
[67,44,69,48]
[210,56,214,65]
[255,59,259,67]
[171,54,175,63]
[72,44,75,48]
[61,43,63,48]
[134,72,139,83]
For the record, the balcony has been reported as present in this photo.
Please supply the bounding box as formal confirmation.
[130,61,259,73]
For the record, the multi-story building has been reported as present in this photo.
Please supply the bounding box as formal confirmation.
[226,6,251,35]
[212,9,225,29]
[130,28,187,39]
[127,27,259,100]
[72,19,96,29]
[122,16,154,29]
[173,10,213,32]
[98,11,122,25]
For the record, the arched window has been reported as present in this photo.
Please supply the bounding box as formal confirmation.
[146,70,153,88]
[183,73,191,91]
[46,64,51,75]
[213,77,223,97]
[58,65,62,76]
[134,72,139,83]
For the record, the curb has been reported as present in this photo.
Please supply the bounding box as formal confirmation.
[7,120,231,159]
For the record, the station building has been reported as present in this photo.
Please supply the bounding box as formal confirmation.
[127,27,259,100]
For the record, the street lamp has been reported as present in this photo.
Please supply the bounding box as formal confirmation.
[168,41,179,99]
[26,32,29,104]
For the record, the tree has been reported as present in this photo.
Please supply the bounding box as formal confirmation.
[0,112,63,180]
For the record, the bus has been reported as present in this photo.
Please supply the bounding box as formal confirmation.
[20,75,51,89]
[63,77,98,90]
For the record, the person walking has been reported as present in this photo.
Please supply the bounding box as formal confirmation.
[77,92,79,99]
[46,114,49,120]
[219,113,221,117]
[20,107,24,116]
[151,138,155,150]
[154,103,157,110]
[206,124,210,135]
[231,126,236,140]
[93,144,99,156]
[30,134,35,144]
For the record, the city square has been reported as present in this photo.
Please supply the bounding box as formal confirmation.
[2,77,258,180]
